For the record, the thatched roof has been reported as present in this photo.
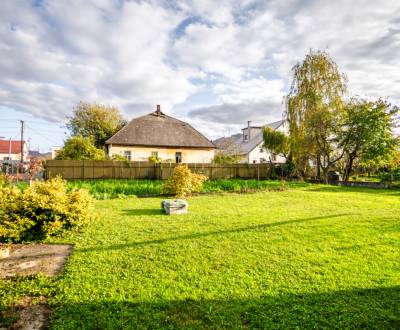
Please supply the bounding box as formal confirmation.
[106,108,215,149]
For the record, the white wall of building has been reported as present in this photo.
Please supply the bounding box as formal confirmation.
[0,153,20,161]
[247,143,287,164]
[108,145,215,163]
[246,121,288,164]
[0,144,29,161]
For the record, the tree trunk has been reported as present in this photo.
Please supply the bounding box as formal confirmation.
[316,155,321,181]
[321,166,329,184]
[343,152,356,182]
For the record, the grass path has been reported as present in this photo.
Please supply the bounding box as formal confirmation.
[1,185,400,329]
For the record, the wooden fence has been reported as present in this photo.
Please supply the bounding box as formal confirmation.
[44,160,286,180]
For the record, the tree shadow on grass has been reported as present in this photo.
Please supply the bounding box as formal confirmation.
[306,185,400,196]
[81,213,352,253]
[121,209,164,216]
[49,286,400,329]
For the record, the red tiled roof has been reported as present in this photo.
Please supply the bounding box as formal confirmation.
[0,140,24,154]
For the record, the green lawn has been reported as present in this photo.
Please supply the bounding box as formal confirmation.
[1,185,400,329]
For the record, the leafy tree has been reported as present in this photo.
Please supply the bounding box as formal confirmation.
[341,98,399,181]
[285,50,347,182]
[263,127,290,161]
[67,102,127,148]
[55,136,105,160]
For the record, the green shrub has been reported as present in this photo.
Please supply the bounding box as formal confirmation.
[0,173,7,187]
[55,135,105,160]
[213,152,242,164]
[148,155,162,163]
[379,169,400,182]
[111,154,128,161]
[162,164,207,198]
[0,177,95,243]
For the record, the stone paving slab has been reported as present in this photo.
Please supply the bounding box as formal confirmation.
[0,244,73,279]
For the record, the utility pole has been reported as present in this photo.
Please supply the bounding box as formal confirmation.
[8,137,11,160]
[20,120,25,164]
[8,138,11,175]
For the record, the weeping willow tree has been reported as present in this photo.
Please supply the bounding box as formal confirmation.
[285,50,347,182]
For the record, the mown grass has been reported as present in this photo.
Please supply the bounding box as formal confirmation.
[1,184,399,329]
[66,179,311,199]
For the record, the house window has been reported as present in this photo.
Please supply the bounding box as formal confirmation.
[151,151,158,157]
[124,151,131,161]
[271,154,277,162]
[175,152,182,163]
[259,147,264,153]
[260,158,266,163]
[244,134,248,141]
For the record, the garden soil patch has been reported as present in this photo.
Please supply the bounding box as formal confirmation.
[0,244,72,279]
[1,296,50,330]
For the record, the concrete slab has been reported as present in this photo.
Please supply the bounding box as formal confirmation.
[0,244,73,279]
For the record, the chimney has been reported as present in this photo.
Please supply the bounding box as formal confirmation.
[247,121,251,141]
[156,104,161,116]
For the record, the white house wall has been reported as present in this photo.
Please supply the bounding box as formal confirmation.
[247,122,288,164]
[0,146,29,161]
[247,142,286,164]
[0,153,21,161]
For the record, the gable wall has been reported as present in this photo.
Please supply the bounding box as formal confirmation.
[247,121,288,164]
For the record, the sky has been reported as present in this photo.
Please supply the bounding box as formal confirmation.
[1,0,399,152]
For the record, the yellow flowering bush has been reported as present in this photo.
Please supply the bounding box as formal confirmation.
[162,164,207,198]
[0,177,95,243]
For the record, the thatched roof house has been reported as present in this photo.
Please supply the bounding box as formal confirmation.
[106,105,215,163]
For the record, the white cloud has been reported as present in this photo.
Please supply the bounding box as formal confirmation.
[0,0,196,122]
[0,0,400,142]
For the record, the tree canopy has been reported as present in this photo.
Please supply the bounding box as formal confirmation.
[55,136,106,160]
[341,98,399,181]
[285,50,347,182]
[263,127,289,159]
[67,102,127,148]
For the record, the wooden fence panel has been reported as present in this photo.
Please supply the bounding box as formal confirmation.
[44,160,281,180]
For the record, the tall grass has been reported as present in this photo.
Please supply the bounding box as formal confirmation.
[67,179,310,199]
[67,179,163,199]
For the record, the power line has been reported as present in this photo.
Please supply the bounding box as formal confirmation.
[0,125,65,132]
[0,118,65,125]
[27,125,62,145]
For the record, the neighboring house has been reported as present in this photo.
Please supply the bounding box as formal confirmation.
[214,120,288,164]
[51,146,62,160]
[0,139,29,162]
[106,105,216,163]
[29,150,52,160]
